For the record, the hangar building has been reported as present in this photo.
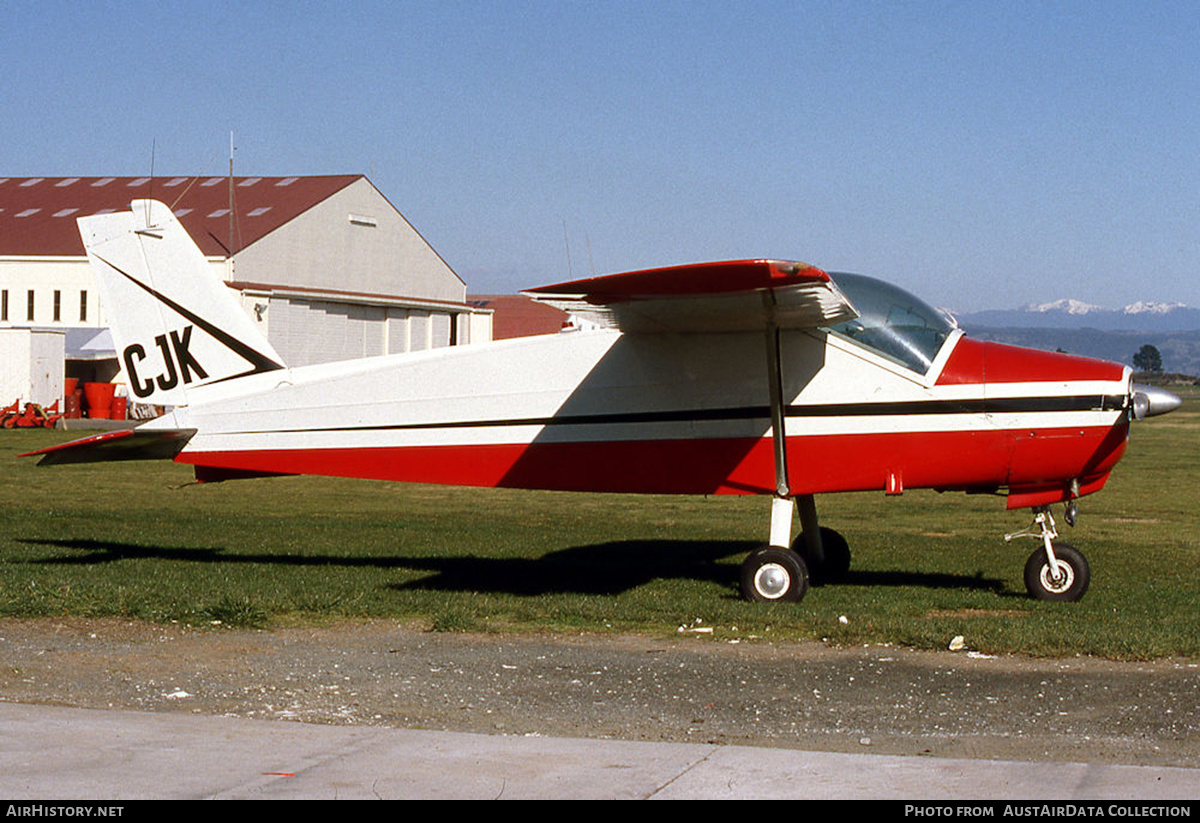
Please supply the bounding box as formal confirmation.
[0,175,492,406]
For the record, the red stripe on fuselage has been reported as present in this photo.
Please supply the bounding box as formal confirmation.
[177,423,1128,498]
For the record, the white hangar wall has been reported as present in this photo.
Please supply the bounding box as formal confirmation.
[228,177,485,367]
[0,258,99,326]
[232,177,464,303]
[0,328,64,407]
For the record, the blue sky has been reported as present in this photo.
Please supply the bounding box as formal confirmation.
[3,1,1197,310]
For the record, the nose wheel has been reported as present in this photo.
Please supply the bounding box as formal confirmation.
[1024,543,1090,602]
[1006,505,1091,602]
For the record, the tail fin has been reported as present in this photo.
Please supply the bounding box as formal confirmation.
[78,200,285,406]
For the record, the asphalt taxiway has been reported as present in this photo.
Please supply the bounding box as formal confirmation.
[2,620,1198,799]
[1,702,1197,800]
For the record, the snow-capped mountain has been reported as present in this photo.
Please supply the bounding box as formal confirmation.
[1123,301,1189,316]
[958,300,1200,332]
[1026,298,1105,315]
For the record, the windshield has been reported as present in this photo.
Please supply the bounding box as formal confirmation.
[825,272,955,374]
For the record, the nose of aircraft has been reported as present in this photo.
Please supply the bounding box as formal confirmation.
[1131,383,1183,420]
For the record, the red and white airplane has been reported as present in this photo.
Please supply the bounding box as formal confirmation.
[26,200,1181,603]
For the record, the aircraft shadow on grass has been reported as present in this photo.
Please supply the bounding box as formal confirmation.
[17,537,1007,598]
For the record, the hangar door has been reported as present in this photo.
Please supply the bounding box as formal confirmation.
[267,297,454,367]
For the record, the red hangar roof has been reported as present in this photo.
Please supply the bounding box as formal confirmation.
[0,175,362,257]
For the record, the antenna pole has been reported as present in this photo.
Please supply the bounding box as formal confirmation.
[561,219,572,278]
[228,131,235,257]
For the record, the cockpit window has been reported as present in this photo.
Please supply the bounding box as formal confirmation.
[824,272,956,374]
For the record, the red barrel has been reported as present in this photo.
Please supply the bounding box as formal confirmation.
[111,396,128,420]
[83,382,115,419]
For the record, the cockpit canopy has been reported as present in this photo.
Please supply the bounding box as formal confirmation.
[825,272,957,374]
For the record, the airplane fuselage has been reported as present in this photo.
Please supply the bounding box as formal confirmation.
[152,325,1131,510]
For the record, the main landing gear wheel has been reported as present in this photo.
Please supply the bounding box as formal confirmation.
[1024,543,1090,602]
[793,527,851,584]
[740,546,809,603]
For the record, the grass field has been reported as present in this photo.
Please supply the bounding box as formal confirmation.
[2,388,1197,659]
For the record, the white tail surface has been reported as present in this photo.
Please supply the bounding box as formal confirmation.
[78,200,285,406]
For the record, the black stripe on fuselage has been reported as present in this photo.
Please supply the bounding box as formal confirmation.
[225,394,1128,436]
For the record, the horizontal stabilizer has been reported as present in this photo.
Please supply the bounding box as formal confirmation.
[21,428,196,465]
[523,259,857,333]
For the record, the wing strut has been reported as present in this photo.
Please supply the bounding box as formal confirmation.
[764,320,790,499]
[764,297,795,550]
[763,298,825,561]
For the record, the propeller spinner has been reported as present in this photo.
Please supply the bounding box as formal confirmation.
[1131,383,1183,420]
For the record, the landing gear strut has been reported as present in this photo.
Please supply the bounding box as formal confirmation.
[739,316,851,604]
[795,527,851,583]
[1006,505,1091,602]
[738,494,851,602]
[740,496,810,602]
[789,494,849,583]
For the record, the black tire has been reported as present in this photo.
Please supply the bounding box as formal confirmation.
[793,527,851,584]
[1024,543,1090,602]
[740,546,809,603]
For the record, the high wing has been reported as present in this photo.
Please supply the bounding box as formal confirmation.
[526,259,858,556]
[522,259,858,333]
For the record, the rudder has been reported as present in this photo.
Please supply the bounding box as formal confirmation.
[78,200,285,406]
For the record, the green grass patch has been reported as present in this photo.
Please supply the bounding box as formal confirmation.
[2,395,1197,659]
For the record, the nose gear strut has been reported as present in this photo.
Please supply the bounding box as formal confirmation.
[1005,505,1091,602]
